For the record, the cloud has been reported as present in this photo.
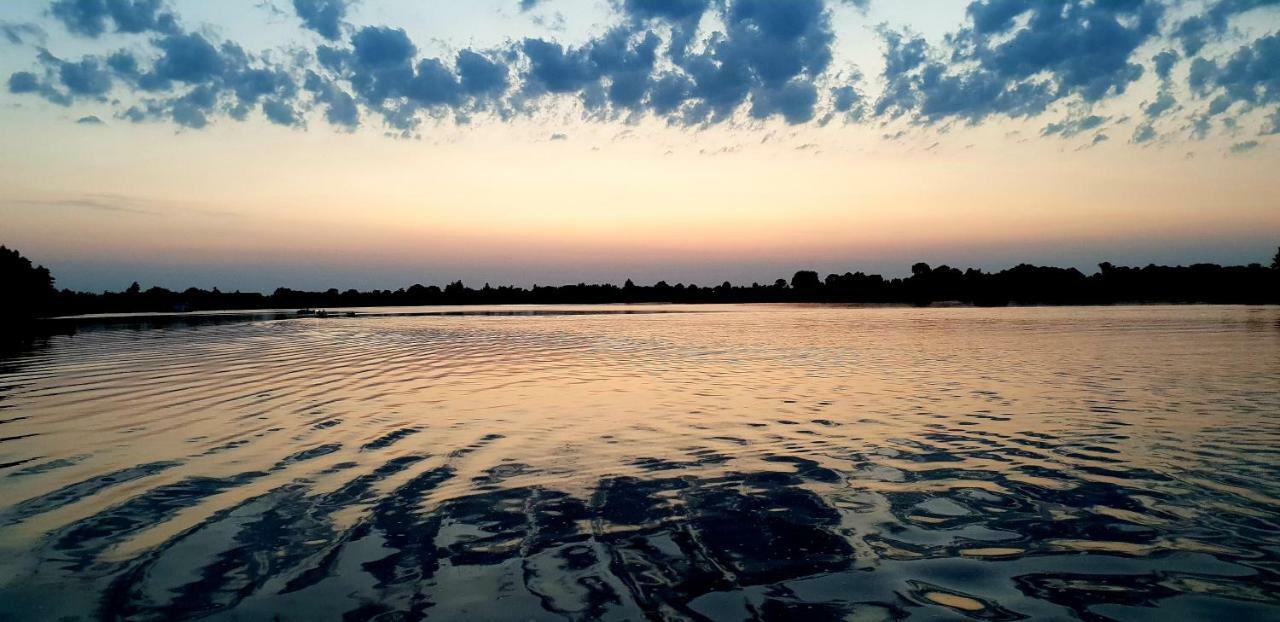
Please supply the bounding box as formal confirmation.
[750,80,820,124]
[76,114,104,124]
[59,57,114,96]
[1041,114,1108,139]
[876,1,1165,127]
[518,25,662,117]
[835,0,870,13]
[8,68,74,106]
[49,0,177,38]
[6,197,158,215]
[828,81,866,122]
[549,132,567,140]
[1229,139,1260,153]
[1182,30,1280,141]
[316,26,513,131]
[293,0,348,41]
[1174,0,1280,56]
[623,0,710,21]
[1153,50,1179,81]
[1132,122,1157,144]
[1142,90,1177,119]
[456,50,508,97]
[303,71,359,129]
[119,32,301,128]
[1189,32,1280,112]
[8,71,45,94]
[0,0,1268,149]
[626,0,837,125]
[0,22,45,45]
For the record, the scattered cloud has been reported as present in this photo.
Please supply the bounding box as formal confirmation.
[6,197,159,215]
[1229,139,1260,154]
[1042,115,1109,139]
[0,0,1272,153]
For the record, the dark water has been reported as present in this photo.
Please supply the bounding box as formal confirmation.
[1,304,1278,621]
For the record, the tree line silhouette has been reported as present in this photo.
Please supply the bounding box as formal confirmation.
[4,245,1279,320]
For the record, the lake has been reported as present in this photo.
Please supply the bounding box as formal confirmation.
[1,304,1278,620]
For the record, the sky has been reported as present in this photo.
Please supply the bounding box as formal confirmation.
[1,0,1278,293]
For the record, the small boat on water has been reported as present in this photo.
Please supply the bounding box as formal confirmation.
[296,309,354,318]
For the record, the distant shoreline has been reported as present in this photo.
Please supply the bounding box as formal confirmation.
[6,245,1280,320]
[41,261,1280,316]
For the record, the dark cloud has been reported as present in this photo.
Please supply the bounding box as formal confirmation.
[352,26,416,68]
[1185,32,1280,139]
[1191,32,1280,109]
[622,0,710,21]
[151,32,226,85]
[829,81,866,122]
[59,57,114,96]
[274,26,517,134]
[653,0,837,125]
[26,20,301,130]
[456,50,508,97]
[293,0,348,41]
[8,70,66,105]
[1153,50,1179,81]
[874,32,1057,123]
[750,80,819,124]
[6,51,114,106]
[76,114,104,124]
[1173,0,1280,56]
[1132,122,1156,144]
[304,71,359,129]
[262,98,302,127]
[521,37,599,94]
[49,0,177,38]
[1142,90,1177,119]
[876,1,1162,125]
[168,83,216,128]
[518,24,662,118]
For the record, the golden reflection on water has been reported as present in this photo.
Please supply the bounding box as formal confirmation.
[0,304,1278,620]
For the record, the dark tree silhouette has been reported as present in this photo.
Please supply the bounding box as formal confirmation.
[790,270,821,291]
[1,246,56,320]
[3,244,1277,319]
[1273,246,1279,270]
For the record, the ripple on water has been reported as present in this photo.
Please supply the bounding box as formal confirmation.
[0,304,1278,620]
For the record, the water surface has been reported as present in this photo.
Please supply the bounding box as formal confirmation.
[1,304,1278,620]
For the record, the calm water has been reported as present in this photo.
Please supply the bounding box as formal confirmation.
[1,305,1278,621]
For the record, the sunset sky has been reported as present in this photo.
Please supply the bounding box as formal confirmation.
[1,0,1278,292]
